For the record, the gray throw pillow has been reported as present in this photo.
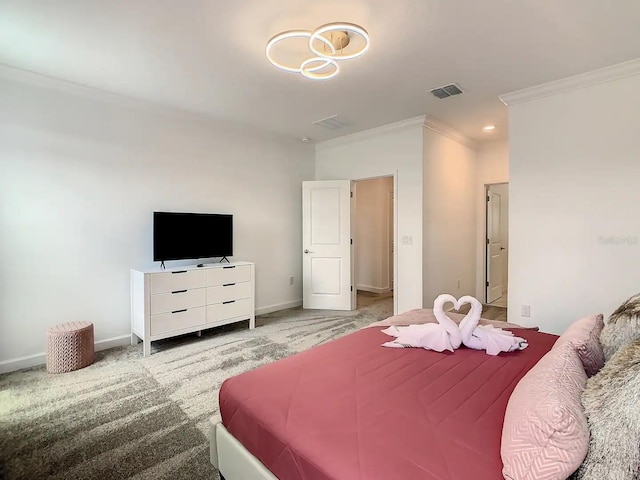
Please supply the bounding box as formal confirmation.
[571,338,640,479]
[600,293,640,362]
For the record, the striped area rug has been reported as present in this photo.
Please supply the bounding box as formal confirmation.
[0,296,393,480]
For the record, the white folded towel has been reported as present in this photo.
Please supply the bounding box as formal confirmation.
[381,294,463,352]
[381,323,455,352]
[458,295,528,356]
[381,294,528,356]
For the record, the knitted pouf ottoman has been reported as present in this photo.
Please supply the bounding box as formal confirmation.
[46,321,95,373]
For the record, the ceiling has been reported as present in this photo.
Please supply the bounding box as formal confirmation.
[1,0,639,144]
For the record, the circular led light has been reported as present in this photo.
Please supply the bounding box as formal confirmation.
[309,22,369,61]
[300,58,339,80]
[266,30,336,73]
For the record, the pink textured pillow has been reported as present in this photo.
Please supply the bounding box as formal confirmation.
[554,314,605,377]
[501,343,589,480]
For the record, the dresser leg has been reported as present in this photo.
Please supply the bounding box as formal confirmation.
[143,340,151,357]
[249,316,255,329]
[196,330,202,337]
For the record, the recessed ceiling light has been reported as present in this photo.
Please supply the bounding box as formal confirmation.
[301,137,312,143]
[483,125,496,132]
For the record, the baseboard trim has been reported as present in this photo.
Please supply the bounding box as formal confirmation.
[0,353,46,375]
[356,285,391,295]
[0,334,132,375]
[95,334,133,352]
[255,300,302,316]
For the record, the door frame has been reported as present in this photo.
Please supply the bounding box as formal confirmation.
[484,182,508,304]
[351,174,398,315]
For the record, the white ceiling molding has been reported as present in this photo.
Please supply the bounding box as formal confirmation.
[423,117,478,150]
[0,63,164,114]
[316,115,427,150]
[0,63,304,145]
[499,58,640,106]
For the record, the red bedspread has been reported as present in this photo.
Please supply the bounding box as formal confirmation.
[220,327,558,480]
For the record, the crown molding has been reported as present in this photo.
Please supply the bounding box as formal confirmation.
[423,117,478,150]
[0,63,226,126]
[316,115,426,150]
[0,63,306,147]
[500,58,640,106]
[0,63,167,113]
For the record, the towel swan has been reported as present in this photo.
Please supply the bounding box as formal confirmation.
[457,295,528,356]
[381,294,463,352]
[433,294,463,349]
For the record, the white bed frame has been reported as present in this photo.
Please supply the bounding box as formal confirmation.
[210,415,278,480]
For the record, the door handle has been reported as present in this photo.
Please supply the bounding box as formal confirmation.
[500,247,506,250]
[304,249,314,254]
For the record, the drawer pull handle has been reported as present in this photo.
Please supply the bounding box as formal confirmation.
[172,270,188,274]
[171,309,188,314]
[222,300,236,305]
[223,266,236,269]
[223,283,235,287]
[171,290,187,294]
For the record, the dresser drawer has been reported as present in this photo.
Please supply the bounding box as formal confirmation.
[206,298,252,324]
[150,269,205,294]
[206,282,251,305]
[150,306,205,335]
[205,265,251,287]
[150,288,205,315]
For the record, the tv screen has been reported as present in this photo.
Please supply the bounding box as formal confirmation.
[153,212,233,262]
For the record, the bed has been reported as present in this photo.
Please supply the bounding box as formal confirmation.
[209,308,560,480]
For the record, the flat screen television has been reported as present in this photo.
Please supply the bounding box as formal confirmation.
[153,212,233,262]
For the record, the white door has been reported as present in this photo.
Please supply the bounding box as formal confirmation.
[302,180,353,310]
[486,189,504,303]
[388,189,394,291]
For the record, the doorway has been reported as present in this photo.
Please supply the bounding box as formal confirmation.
[485,183,509,307]
[353,176,394,316]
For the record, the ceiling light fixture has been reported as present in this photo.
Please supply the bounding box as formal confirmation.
[266,22,369,80]
[483,125,496,132]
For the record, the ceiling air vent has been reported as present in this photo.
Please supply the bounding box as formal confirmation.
[430,83,463,99]
[312,114,350,130]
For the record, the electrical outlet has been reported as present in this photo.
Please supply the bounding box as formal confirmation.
[521,305,531,317]
[289,276,294,285]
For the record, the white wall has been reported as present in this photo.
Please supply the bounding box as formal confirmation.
[422,128,477,307]
[508,71,640,334]
[475,140,509,299]
[315,118,425,314]
[354,177,394,293]
[0,72,314,370]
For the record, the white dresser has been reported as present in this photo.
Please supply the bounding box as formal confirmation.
[130,262,255,356]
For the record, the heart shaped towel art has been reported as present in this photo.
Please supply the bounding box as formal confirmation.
[381,294,528,356]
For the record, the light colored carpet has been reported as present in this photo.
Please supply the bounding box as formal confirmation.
[0,295,509,480]
[0,294,394,480]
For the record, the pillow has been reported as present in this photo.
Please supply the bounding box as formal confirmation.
[501,342,589,480]
[600,293,640,362]
[554,314,604,377]
[572,338,640,479]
